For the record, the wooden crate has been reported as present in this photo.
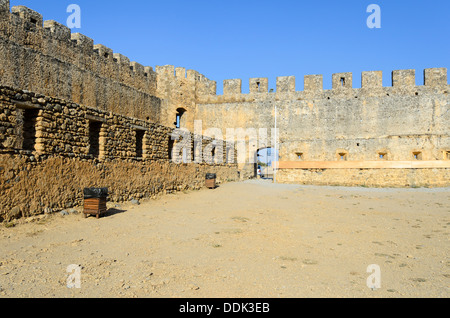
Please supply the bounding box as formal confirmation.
[83,197,107,219]
[205,178,216,189]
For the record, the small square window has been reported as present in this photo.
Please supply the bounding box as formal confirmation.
[338,152,348,161]
[296,152,303,160]
[135,130,145,159]
[88,120,102,159]
[20,108,39,152]
[412,152,422,160]
[445,151,450,160]
[378,152,387,160]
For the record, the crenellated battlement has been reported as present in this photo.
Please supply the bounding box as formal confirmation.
[44,20,71,41]
[154,65,216,95]
[199,68,448,102]
[1,1,448,138]
[0,2,221,127]
[0,0,9,13]
[0,0,449,205]
[153,64,217,129]
[0,3,160,110]
[7,4,158,82]
[11,5,42,26]
[70,32,94,53]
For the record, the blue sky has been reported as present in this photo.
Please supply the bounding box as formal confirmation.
[10,0,450,94]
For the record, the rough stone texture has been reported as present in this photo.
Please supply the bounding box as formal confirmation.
[195,70,450,186]
[0,8,163,121]
[332,72,353,90]
[0,85,238,221]
[223,79,242,96]
[155,65,216,131]
[0,0,9,13]
[304,75,323,92]
[424,68,447,87]
[0,155,239,222]
[196,72,449,155]
[362,71,383,89]
[249,78,268,93]
[0,4,217,127]
[1,1,449,205]
[392,69,415,87]
[0,87,168,160]
[277,168,450,188]
[276,76,295,93]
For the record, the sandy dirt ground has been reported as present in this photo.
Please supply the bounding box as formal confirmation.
[0,180,449,298]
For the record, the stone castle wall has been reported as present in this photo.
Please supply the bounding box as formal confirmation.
[194,70,450,187]
[0,85,239,222]
[277,168,450,188]
[1,0,449,211]
[0,1,216,127]
[155,65,216,131]
[195,70,449,160]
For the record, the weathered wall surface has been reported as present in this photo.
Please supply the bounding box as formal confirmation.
[155,65,216,131]
[277,168,450,188]
[0,2,215,127]
[0,85,239,222]
[0,87,172,160]
[275,70,450,162]
[0,3,163,122]
[1,0,449,196]
[194,70,450,186]
[196,70,449,160]
[0,155,238,222]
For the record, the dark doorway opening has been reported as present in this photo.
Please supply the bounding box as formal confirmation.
[168,138,175,160]
[175,108,186,128]
[136,130,145,159]
[22,108,39,152]
[89,121,102,158]
[256,147,275,180]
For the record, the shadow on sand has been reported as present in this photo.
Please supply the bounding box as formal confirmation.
[83,208,127,219]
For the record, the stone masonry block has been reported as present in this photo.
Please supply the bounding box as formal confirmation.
[71,33,94,53]
[304,75,323,92]
[332,72,353,90]
[362,71,383,88]
[392,69,415,87]
[0,0,10,13]
[276,76,295,93]
[12,5,43,26]
[155,65,175,77]
[249,78,268,93]
[113,53,131,67]
[175,67,186,78]
[130,62,145,75]
[424,68,447,87]
[223,79,242,95]
[187,70,200,81]
[94,44,113,59]
[44,20,71,41]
